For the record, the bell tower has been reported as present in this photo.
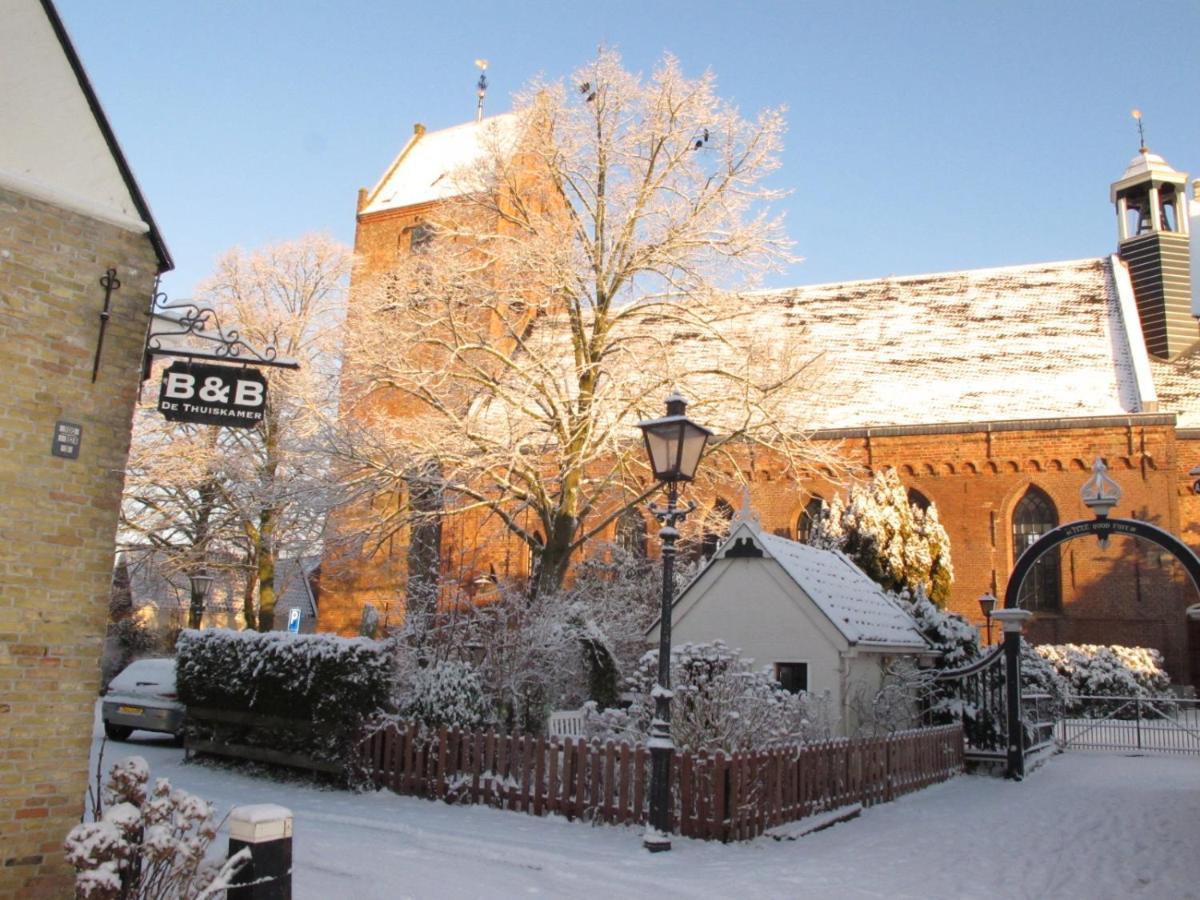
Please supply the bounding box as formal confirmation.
[1111,137,1196,359]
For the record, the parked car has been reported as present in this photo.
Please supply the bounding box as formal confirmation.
[101,658,184,741]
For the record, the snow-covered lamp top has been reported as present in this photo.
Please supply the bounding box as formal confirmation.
[1080,458,1122,519]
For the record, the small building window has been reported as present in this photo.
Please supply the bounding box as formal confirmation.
[775,662,808,694]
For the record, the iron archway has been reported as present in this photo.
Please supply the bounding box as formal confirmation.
[1003,516,1200,610]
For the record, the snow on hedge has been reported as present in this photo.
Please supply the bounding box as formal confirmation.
[176,629,393,769]
[1034,643,1172,698]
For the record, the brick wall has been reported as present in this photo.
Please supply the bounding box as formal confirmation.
[0,185,160,897]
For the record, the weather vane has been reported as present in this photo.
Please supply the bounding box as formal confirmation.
[1132,108,1146,152]
[475,59,489,122]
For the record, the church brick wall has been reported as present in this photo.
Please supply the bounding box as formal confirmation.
[0,186,160,897]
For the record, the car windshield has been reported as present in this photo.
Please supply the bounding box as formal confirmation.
[108,659,176,692]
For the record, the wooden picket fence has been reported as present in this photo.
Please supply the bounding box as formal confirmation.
[359,723,963,842]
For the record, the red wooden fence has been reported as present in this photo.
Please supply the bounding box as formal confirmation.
[359,723,963,842]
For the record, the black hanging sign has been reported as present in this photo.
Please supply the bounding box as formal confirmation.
[157,362,267,428]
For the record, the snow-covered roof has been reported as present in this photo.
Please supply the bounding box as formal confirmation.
[361,115,518,215]
[1148,349,1200,429]
[705,519,930,650]
[490,256,1153,441]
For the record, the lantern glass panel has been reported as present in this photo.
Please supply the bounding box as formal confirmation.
[677,424,709,481]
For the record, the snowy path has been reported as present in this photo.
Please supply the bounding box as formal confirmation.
[89,717,1199,899]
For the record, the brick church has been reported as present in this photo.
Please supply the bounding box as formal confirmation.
[321,114,1200,687]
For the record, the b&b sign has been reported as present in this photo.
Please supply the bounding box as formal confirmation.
[158,362,267,428]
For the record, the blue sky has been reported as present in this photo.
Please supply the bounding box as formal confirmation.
[57,0,1200,297]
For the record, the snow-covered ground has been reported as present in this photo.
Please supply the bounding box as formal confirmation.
[88,711,1199,899]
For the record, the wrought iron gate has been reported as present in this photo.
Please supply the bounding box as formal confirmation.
[1058,695,1200,755]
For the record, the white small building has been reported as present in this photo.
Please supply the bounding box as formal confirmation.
[650,514,936,734]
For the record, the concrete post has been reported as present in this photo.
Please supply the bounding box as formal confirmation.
[227,804,293,899]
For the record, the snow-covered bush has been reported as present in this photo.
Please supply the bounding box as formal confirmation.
[584,641,835,752]
[1034,643,1172,702]
[903,587,980,668]
[64,755,247,899]
[400,661,492,730]
[391,547,663,733]
[809,468,954,605]
[176,629,393,768]
[848,659,935,737]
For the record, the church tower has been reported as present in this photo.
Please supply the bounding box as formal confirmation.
[1111,144,1196,358]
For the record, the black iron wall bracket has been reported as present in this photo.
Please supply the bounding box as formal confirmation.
[92,268,120,382]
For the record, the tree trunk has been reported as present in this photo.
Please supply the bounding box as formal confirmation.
[254,508,277,632]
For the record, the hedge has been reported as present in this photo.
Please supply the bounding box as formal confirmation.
[176,629,393,770]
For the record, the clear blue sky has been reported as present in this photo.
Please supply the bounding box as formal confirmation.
[56,0,1200,298]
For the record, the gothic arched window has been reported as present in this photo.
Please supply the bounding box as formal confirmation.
[907,488,930,512]
[1012,487,1060,612]
[615,507,648,561]
[796,495,824,543]
[701,499,736,561]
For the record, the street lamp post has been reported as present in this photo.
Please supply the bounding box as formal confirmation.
[636,391,712,853]
[978,592,997,645]
[187,571,215,630]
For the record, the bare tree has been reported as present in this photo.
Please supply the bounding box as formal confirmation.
[340,49,831,600]
[120,234,349,630]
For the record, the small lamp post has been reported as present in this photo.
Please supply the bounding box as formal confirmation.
[188,571,214,630]
[636,391,712,853]
[978,592,997,645]
[1080,458,1122,548]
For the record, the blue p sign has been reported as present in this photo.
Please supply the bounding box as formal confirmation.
[287,608,301,633]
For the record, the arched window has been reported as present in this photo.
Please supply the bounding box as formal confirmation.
[1012,487,1060,612]
[796,495,824,543]
[701,499,736,560]
[614,507,648,561]
[907,488,930,512]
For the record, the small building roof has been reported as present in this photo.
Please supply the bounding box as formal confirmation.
[669,517,931,651]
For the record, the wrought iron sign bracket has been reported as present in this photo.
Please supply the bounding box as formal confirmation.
[142,286,299,377]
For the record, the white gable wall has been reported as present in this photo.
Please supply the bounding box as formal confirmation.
[669,555,851,713]
[0,0,146,231]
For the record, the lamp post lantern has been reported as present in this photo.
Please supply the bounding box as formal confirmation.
[636,391,711,853]
[187,571,214,630]
[978,592,997,645]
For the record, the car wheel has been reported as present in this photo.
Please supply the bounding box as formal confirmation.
[104,722,133,741]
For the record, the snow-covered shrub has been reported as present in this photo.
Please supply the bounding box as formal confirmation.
[391,547,664,733]
[848,659,935,737]
[809,468,953,605]
[176,628,393,768]
[1034,643,1172,705]
[64,755,247,899]
[584,641,835,752]
[903,587,980,668]
[400,661,492,730]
